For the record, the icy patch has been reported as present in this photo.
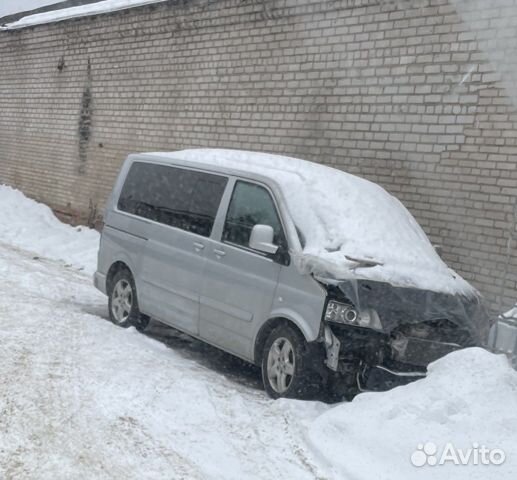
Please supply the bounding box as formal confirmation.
[307,348,517,480]
[0,184,99,273]
[1,0,167,29]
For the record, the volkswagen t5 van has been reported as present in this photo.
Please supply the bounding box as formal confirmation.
[94,149,490,399]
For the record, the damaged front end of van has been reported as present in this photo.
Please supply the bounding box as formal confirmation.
[317,275,492,396]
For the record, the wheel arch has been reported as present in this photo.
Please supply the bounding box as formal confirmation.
[253,311,320,365]
[106,260,134,295]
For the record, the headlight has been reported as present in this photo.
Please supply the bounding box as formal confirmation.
[324,300,382,330]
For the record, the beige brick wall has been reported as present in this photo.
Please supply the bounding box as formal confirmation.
[1,0,517,310]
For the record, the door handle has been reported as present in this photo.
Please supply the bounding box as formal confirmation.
[193,242,205,252]
[213,248,226,258]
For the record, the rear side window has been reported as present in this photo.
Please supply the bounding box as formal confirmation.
[222,181,286,250]
[118,162,228,237]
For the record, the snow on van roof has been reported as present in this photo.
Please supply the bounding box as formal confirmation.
[148,149,476,296]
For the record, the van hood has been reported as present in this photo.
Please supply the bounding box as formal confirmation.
[293,249,477,297]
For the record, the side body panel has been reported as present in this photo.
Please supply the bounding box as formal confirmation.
[95,196,151,297]
[140,224,206,336]
[199,238,282,359]
[267,264,327,345]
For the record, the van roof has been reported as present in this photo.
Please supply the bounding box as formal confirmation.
[139,148,322,183]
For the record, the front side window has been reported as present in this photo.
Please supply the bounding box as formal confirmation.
[222,181,286,250]
[118,162,227,237]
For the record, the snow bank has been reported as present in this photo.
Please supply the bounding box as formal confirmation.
[1,0,167,29]
[0,185,99,274]
[307,347,517,480]
[163,149,474,296]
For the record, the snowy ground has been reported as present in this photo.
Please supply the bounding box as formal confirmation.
[0,241,329,479]
[1,185,516,479]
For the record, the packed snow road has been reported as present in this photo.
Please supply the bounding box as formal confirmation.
[1,185,517,480]
[0,241,329,479]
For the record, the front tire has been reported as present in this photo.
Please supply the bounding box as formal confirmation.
[261,324,322,399]
[108,269,149,331]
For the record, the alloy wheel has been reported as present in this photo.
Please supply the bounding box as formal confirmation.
[266,337,295,393]
[111,279,133,324]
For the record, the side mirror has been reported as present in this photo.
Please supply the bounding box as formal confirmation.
[249,224,279,255]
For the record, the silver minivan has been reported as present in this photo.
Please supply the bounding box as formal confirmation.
[94,149,490,399]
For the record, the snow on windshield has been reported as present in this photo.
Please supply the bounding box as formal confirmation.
[166,149,475,296]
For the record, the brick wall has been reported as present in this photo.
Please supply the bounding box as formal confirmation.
[1,0,517,310]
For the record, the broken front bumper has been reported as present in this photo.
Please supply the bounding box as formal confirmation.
[323,322,465,392]
[357,363,426,391]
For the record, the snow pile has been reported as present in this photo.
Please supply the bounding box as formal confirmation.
[158,149,474,296]
[307,347,517,480]
[0,185,99,274]
[1,0,167,29]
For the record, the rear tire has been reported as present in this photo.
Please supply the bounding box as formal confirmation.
[261,324,323,399]
[108,269,149,331]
